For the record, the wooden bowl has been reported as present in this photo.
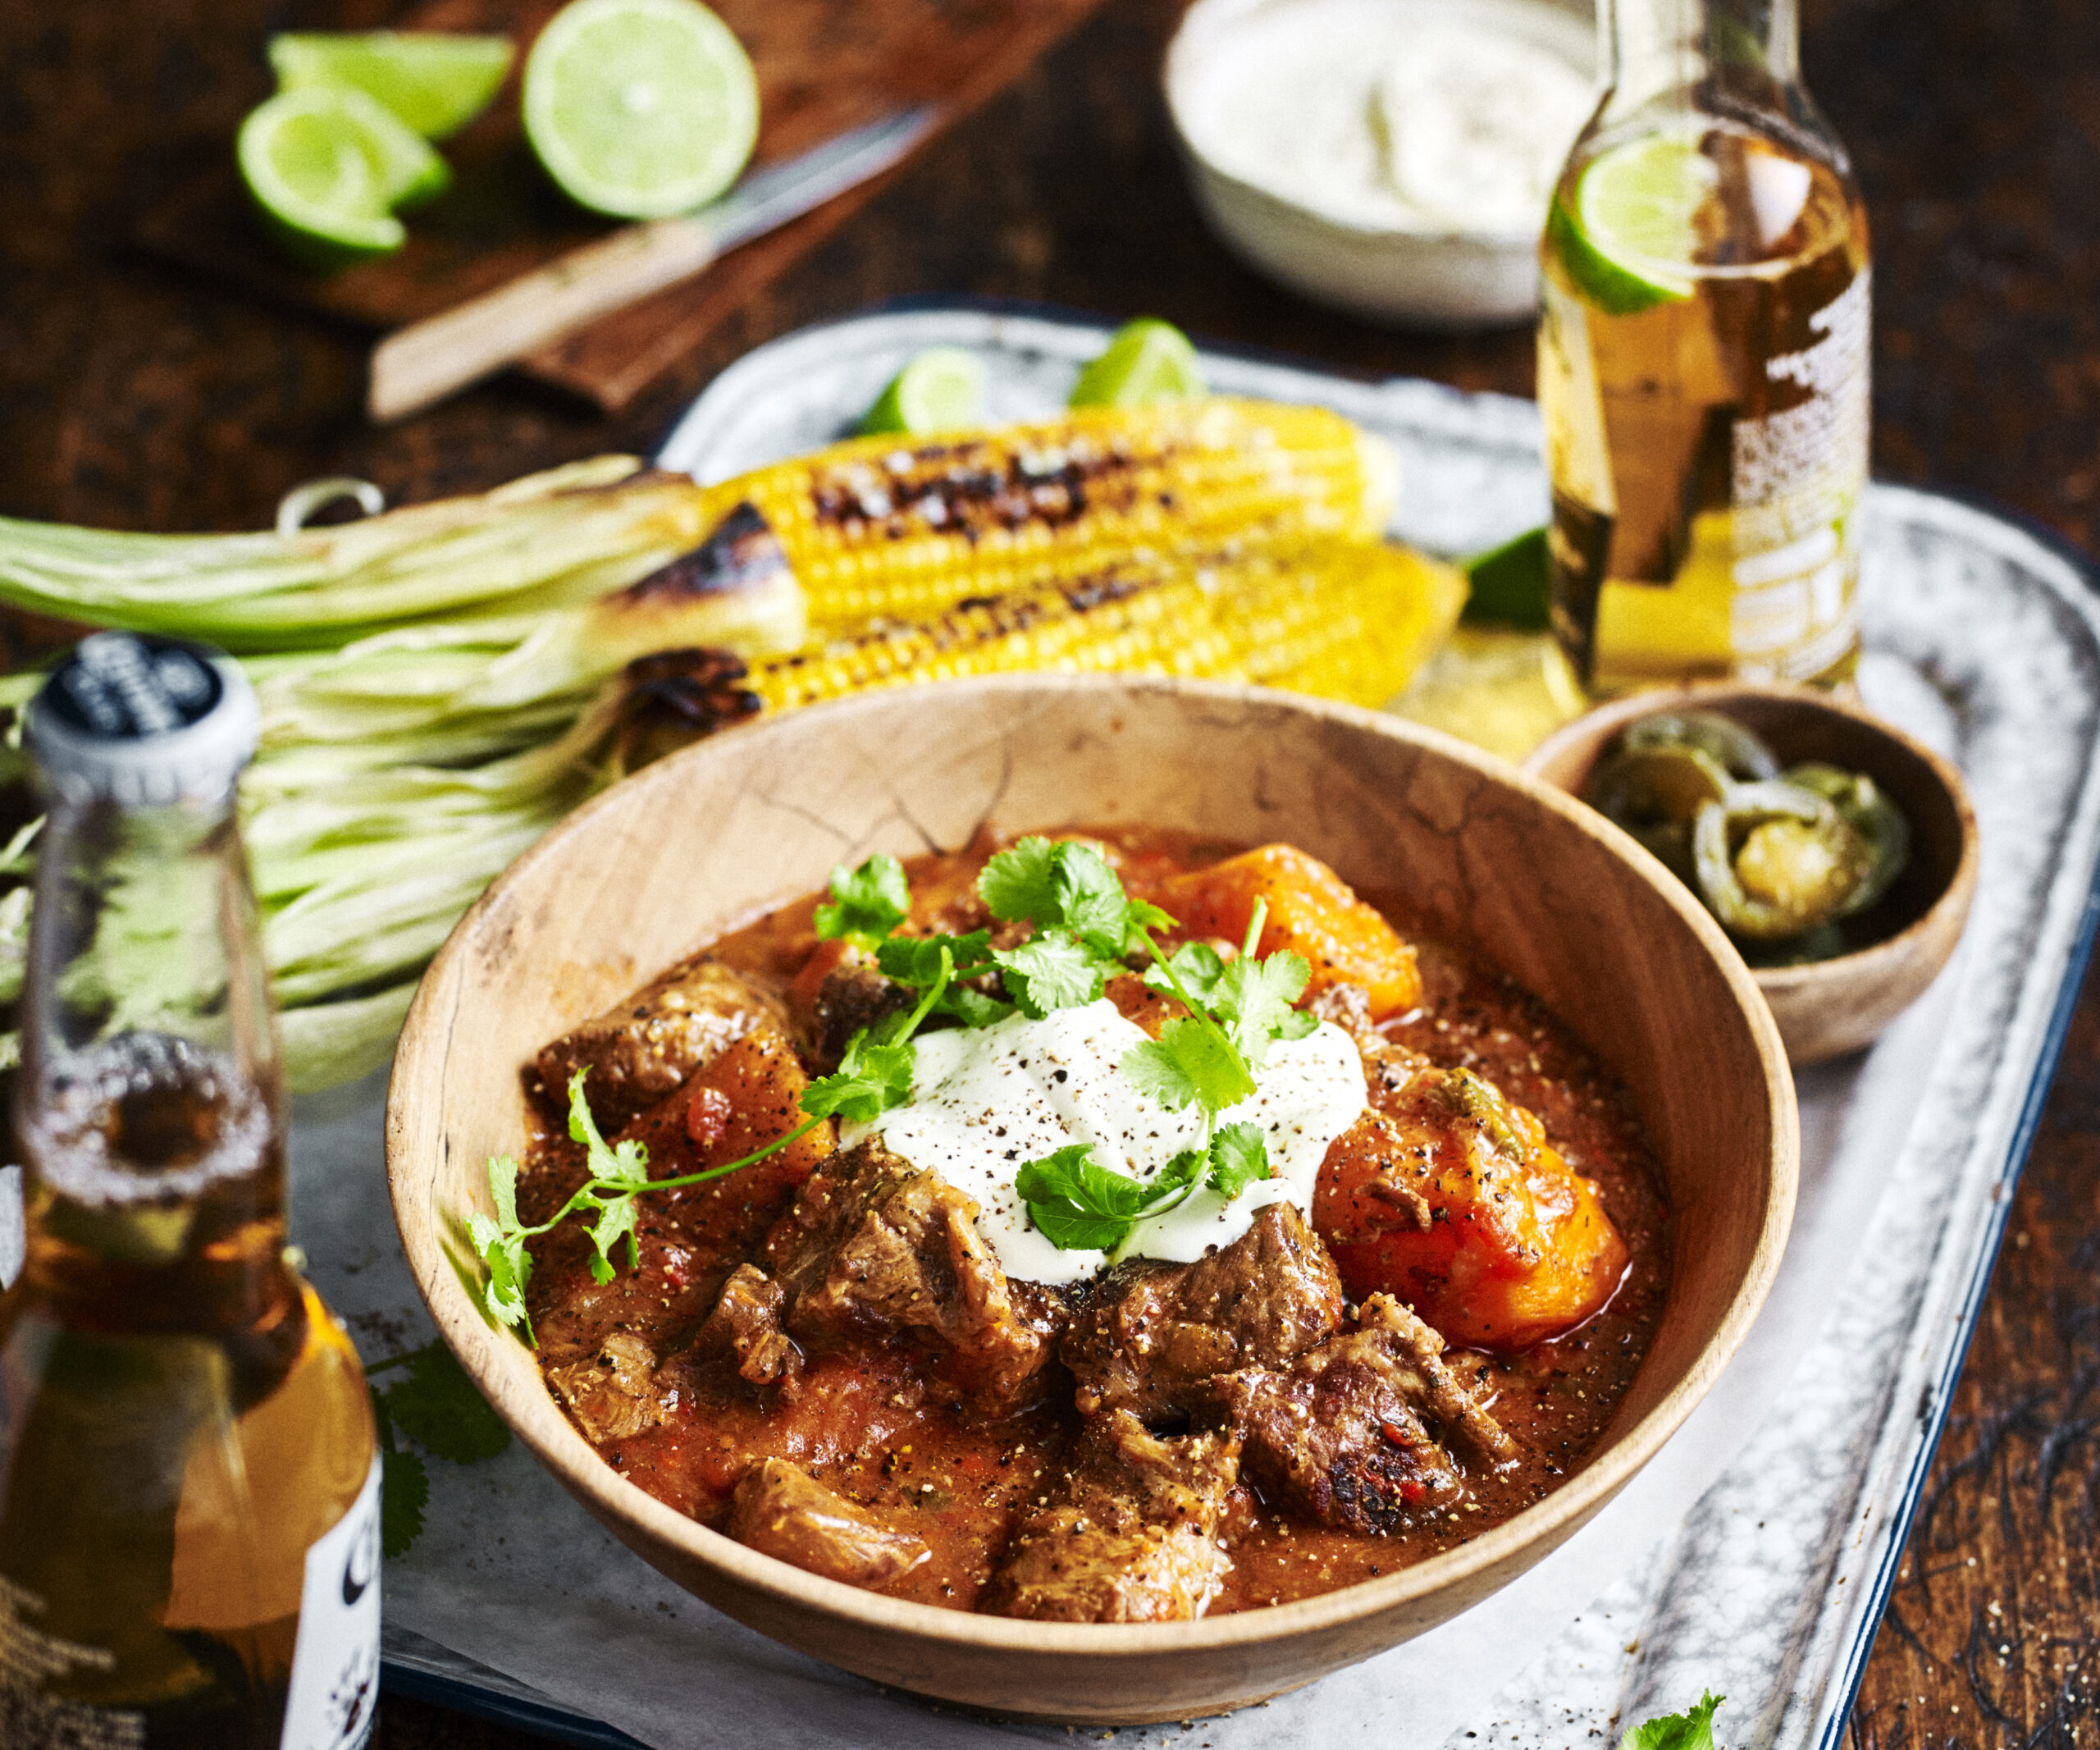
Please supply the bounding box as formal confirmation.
[1524,683,1979,1067]
[387,675,1796,1725]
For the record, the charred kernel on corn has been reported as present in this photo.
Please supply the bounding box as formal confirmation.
[687,400,1402,634]
[596,538,1465,776]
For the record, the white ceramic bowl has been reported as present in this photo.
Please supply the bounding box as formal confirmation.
[1164,0,1596,327]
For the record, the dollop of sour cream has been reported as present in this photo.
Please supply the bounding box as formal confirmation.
[1176,0,1595,236]
[839,998,1367,1286]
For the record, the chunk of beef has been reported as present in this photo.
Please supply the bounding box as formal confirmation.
[728,1458,930,1591]
[1061,1203,1346,1422]
[765,1138,1064,1412]
[982,1410,1242,1623]
[1212,1294,1515,1537]
[545,1331,662,1445]
[692,1263,800,1388]
[810,958,910,1076]
[528,1029,829,1382]
[534,955,788,1126]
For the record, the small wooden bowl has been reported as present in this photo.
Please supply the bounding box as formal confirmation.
[387,675,1796,1725]
[1524,683,1979,1067]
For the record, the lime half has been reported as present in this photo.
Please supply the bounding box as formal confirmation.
[1551,133,1717,315]
[523,0,760,220]
[1069,318,1208,408]
[857,348,986,436]
[238,86,450,266]
[269,32,514,141]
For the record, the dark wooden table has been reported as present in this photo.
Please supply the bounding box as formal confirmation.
[4,0,2096,1743]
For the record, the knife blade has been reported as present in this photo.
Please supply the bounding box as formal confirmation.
[367,106,938,424]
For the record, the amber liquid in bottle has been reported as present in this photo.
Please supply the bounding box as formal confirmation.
[1537,0,1872,695]
[0,637,378,1748]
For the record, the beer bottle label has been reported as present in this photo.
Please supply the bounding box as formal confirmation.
[279,1455,381,1750]
[1723,269,1873,682]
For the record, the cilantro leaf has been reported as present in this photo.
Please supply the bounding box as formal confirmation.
[878,930,991,989]
[1144,940,1227,1008]
[467,1155,535,1342]
[1619,1693,1723,1750]
[487,1149,523,1231]
[567,1071,649,1189]
[981,838,1157,961]
[814,853,911,948]
[934,985,1016,1028]
[380,1445,429,1560]
[1206,1122,1271,1198]
[994,930,1106,1018]
[1213,949,1313,1067]
[1127,897,1176,937]
[801,1029,916,1123]
[1123,1017,1257,1113]
[382,1342,514,1464]
[563,1071,650,1282]
[1147,1145,1209,1206]
[1050,841,1134,959]
[1015,1145,1142,1250]
[978,837,1061,927]
[1016,1139,1222,1254]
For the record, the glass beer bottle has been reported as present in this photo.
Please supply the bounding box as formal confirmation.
[0,633,379,1748]
[1537,0,1870,694]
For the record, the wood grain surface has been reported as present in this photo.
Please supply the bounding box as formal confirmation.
[133,0,1105,410]
[2,0,2096,1743]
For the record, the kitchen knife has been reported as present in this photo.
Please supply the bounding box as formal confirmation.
[368,106,938,423]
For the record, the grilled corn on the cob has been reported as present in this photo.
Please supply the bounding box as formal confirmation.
[594,537,1463,774]
[698,398,1400,633]
[0,402,1394,649]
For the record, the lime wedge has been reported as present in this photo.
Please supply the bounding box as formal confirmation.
[857,349,986,436]
[238,86,450,267]
[1068,318,1208,408]
[1461,525,1551,629]
[269,32,514,141]
[523,0,760,220]
[1551,132,1714,314]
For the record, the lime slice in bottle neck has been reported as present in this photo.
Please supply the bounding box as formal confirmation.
[268,32,515,141]
[857,348,988,436]
[523,0,760,221]
[1550,131,1719,315]
[237,85,450,267]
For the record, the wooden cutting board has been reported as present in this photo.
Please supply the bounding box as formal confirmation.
[135,0,1107,413]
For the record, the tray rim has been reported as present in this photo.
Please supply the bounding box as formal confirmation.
[1804,485,2100,1750]
[393,299,2100,1747]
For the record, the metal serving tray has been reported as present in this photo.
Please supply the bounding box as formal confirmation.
[331,301,2100,1748]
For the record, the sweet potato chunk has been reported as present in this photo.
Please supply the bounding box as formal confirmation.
[1314,1045,1628,1350]
[1144,845,1422,1019]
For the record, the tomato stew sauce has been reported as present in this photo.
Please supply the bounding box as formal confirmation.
[515,829,1670,1616]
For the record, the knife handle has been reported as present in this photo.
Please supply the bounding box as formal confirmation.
[368,216,719,423]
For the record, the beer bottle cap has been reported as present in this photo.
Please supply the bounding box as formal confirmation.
[25,633,260,806]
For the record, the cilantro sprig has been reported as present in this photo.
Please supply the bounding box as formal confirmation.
[468,838,1333,1335]
[368,1340,513,1558]
[1620,1693,1724,1750]
[813,852,909,948]
[468,930,956,1342]
[1124,898,1314,1113]
[1013,1122,1272,1258]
